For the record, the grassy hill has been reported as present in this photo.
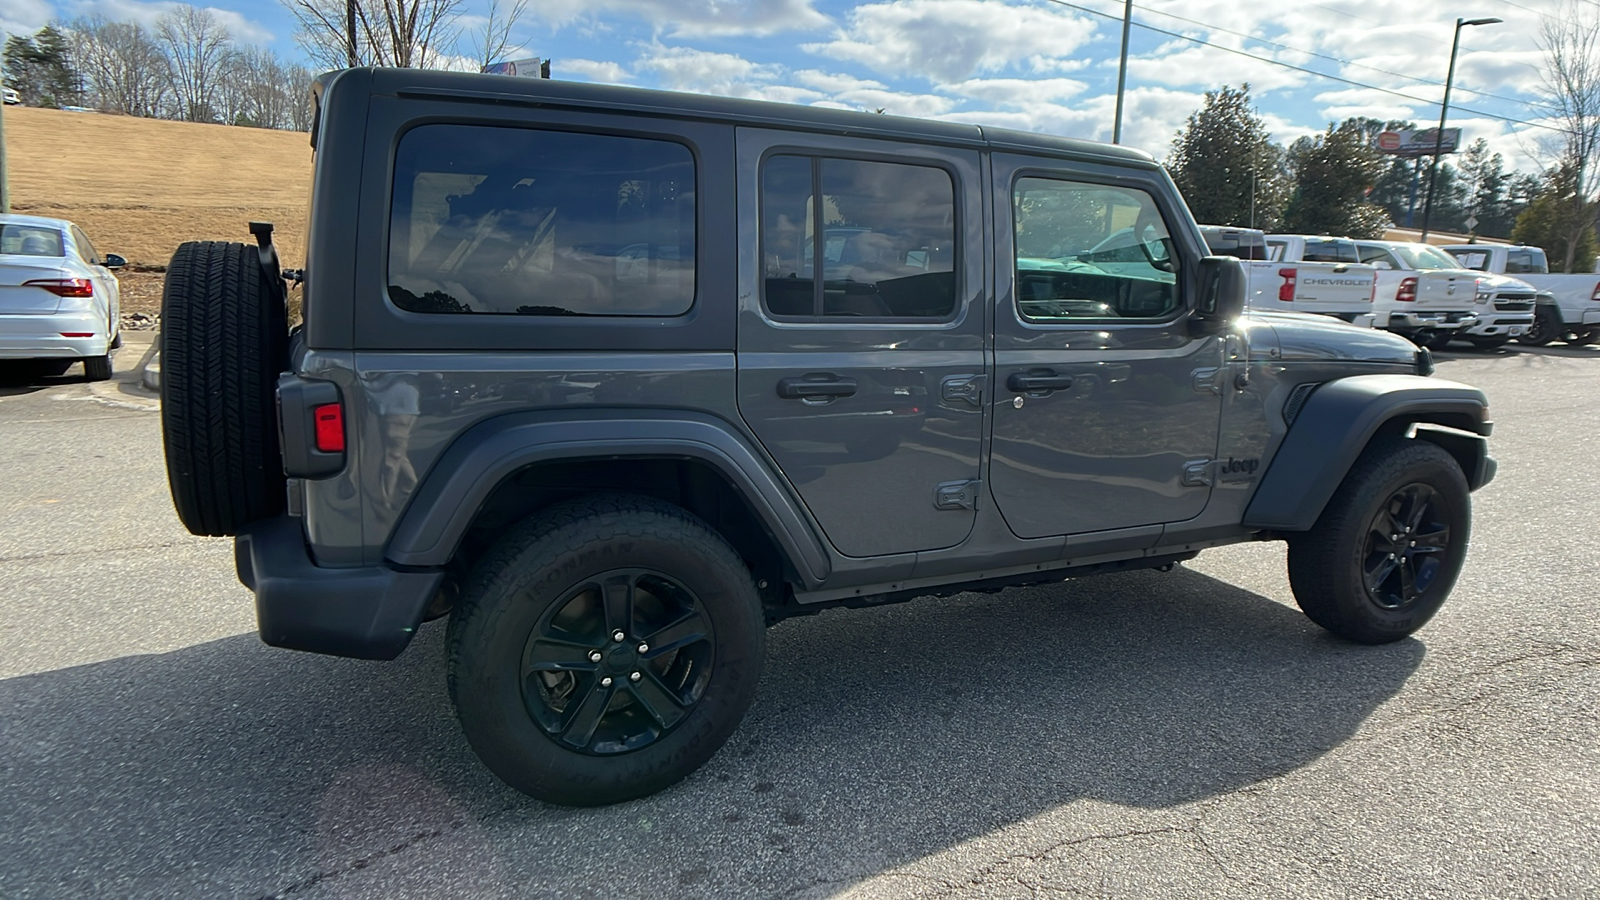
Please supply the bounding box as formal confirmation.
[5,106,312,271]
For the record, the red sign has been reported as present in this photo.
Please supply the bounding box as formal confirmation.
[1376,131,1402,152]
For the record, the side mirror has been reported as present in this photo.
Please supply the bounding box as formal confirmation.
[1191,255,1247,335]
[103,253,126,269]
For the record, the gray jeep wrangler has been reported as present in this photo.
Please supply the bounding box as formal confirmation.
[160,68,1495,806]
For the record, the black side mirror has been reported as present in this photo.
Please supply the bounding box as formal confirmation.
[103,253,126,269]
[1191,255,1247,336]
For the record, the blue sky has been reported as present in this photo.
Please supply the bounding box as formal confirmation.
[3,0,1574,174]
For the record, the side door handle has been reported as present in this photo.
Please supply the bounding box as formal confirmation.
[777,374,858,400]
[1006,371,1075,393]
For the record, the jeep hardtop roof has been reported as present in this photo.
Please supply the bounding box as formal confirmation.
[311,67,1160,169]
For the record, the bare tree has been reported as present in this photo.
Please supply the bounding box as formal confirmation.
[1535,2,1600,271]
[287,64,317,131]
[283,0,464,71]
[68,16,171,117]
[157,5,234,122]
[470,0,529,70]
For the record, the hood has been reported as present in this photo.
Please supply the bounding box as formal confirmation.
[1245,311,1419,366]
[1472,271,1537,293]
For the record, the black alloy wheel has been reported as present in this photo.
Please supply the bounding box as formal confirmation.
[1518,307,1560,346]
[1359,483,1451,611]
[522,568,715,755]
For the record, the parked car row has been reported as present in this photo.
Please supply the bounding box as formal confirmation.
[0,213,124,379]
[1196,225,1590,350]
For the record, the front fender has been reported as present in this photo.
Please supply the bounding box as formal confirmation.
[383,409,831,586]
[1243,375,1492,532]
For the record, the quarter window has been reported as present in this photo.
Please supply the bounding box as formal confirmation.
[1011,178,1178,322]
[387,124,695,317]
[760,155,957,320]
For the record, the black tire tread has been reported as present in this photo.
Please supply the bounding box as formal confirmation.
[83,354,112,381]
[1287,437,1470,643]
[160,241,287,536]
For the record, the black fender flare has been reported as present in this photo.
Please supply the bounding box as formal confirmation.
[382,409,831,586]
[1242,374,1493,532]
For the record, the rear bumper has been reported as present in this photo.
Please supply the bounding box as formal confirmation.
[1582,309,1600,327]
[0,311,108,358]
[235,516,444,660]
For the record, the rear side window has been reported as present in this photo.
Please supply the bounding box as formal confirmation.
[1011,178,1178,322]
[1201,228,1267,260]
[760,154,957,320]
[1506,249,1543,274]
[0,225,64,257]
[387,124,695,317]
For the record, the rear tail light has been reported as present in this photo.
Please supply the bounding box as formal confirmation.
[312,403,345,453]
[1591,281,1600,301]
[23,277,93,297]
[1278,268,1297,302]
[1396,277,1418,302]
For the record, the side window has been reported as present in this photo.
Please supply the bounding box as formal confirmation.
[1358,245,1392,266]
[1264,240,1286,262]
[760,154,957,320]
[1011,177,1178,322]
[1506,250,1535,274]
[387,124,696,317]
[71,226,100,265]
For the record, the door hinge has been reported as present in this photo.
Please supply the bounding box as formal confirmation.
[1191,367,1224,395]
[934,479,981,510]
[1181,459,1214,487]
[941,374,984,407]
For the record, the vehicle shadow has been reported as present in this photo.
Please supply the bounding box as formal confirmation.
[0,567,1422,898]
[0,360,73,393]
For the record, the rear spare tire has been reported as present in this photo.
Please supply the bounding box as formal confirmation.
[160,241,288,536]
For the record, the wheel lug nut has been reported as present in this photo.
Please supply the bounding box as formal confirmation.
[588,650,602,663]
[599,676,613,687]
[629,671,642,682]
[637,643,649,654]
[612,630,626,642]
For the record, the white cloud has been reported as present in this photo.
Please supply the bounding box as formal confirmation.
[1,0,53,39]
[532,0,829,38]
[557,58,634,84]
[943,77,1087,106]
[804,0,1098,85]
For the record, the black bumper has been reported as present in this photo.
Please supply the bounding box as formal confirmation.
[235,516,444,660]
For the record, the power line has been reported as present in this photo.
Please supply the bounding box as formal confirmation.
[1033,0,1569,135]
[1129,2,1533,107]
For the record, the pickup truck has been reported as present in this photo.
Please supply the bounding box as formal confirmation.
[1352,240,1505,347]
[1202,230,1377,325]
[1440,243,1600,346]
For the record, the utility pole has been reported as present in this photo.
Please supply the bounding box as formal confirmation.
[346,0,358,66]
[0,60,8,213]
[1420,16,1501,242]
[1112,0,1133,144]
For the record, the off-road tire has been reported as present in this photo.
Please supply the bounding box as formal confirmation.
[83,354,112,381]
[1518,307,1560,347]
[160,241,288,536]
[1287,437,1470,644]
[448,494,765,806]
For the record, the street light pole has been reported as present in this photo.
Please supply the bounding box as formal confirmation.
[1112,0,1133,144]
[1419,16,1501,242]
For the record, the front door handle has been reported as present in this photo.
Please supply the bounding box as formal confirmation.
[777,374,858,400]
[1007,371,1074,393]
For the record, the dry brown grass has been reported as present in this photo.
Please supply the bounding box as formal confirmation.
[5,106,312,285]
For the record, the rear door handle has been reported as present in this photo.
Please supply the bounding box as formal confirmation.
[777,374,858,400]
[1007,371,1074,393]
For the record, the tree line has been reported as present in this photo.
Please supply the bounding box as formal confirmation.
[1168,3,1600,272]
[4,9,315,131]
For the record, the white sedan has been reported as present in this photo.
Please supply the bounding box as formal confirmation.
[0,214,123,380]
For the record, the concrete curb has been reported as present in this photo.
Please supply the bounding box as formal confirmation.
[137,333,161,392]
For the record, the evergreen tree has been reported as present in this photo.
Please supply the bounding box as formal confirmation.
[1512,164,1597,271]
[1456,138,1514,238]
[3,26,83,107]
[1282,121,1390,238]
[1167,85,1290,231]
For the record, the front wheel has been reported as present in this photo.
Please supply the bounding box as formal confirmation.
[1518,308,1560,346]
[1287,437,1470,644]
[448,494,765,806]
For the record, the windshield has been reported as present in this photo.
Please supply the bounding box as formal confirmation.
[1388,244,1463,271]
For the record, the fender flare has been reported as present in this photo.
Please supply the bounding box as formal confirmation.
[382,409,831,586]
[1242,374,1492,532]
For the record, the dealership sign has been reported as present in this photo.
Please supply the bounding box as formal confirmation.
[1374,128,1462,157]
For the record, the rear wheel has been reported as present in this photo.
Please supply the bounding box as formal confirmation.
[159,241,288,536]
[1422,331,1456,350]
[448,494,765,806]
[83,354,112,381]
[1287,437,1470,644]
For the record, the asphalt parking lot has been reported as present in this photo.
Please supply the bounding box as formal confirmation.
[1,341,1597,899]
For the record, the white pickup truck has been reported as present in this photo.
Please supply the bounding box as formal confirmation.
[1200,228,1377,325]
[1441,244,1600,346]
[1351,240,1512,348]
